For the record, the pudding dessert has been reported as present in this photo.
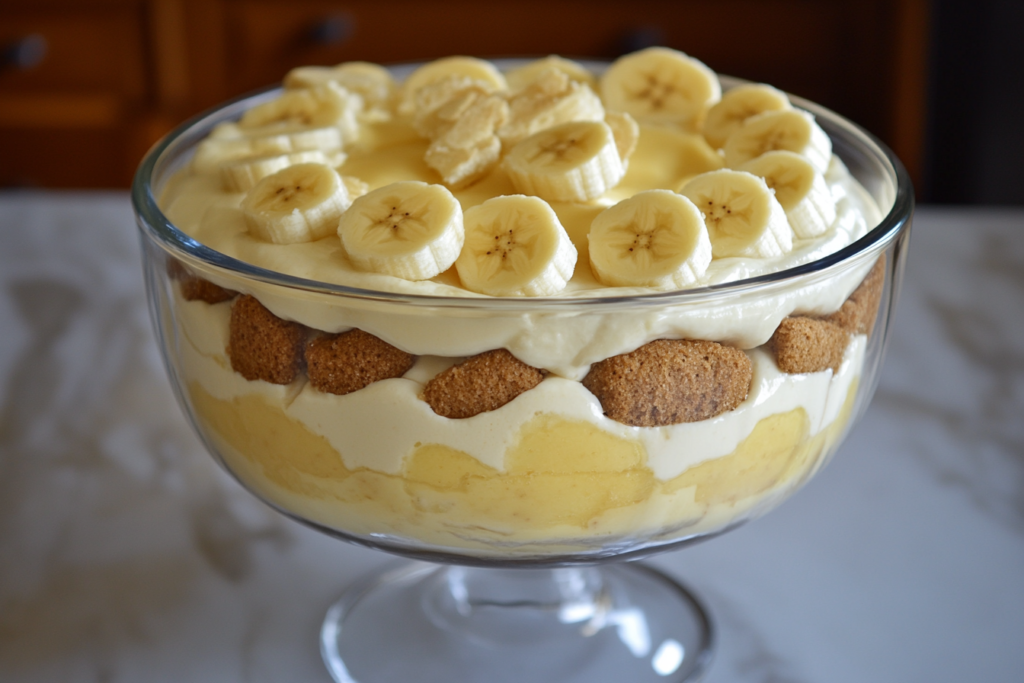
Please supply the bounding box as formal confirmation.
[151,48,890,557]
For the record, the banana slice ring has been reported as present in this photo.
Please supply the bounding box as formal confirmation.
[588,190,712,289]
[739,150,836,238]
[503,121,625,202]
[679,169,793,258]
[338,181,464,281]
[703,83,791,149]
[456,195,577,297]
[600,46,720,126]
[242,163,352,244]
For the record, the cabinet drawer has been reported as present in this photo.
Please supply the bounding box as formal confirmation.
[0,8,146,97]
[0,6,149,187]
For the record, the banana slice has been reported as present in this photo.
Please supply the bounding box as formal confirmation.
[398,57,507,116]
[505,56,598,92]
[739,150,836,238]
[723,109,832,173]
[703,83,791,149]
[208,121,245,139]
[241,163,352,244]
[284,62,396,121]
[191,125,344,174]
[497,68,605,148]
[502,120,625,202]
[588,190,712,288]
[456,195,577,296]
[239,83,363,142]
[604,111,640,167]
[600,47,720,127]
[338,181,464,280]
[341,175,370,200]
[679,169,792,258]
[221,149,345,192]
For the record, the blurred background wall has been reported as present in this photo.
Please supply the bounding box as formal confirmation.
[0,0,1019,204]
[926,0,1023,204]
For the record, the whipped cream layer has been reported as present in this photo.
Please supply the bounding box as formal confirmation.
[176,291,864,481]
[159,118,883,379]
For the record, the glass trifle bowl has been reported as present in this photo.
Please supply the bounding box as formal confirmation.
[133,54,912,682]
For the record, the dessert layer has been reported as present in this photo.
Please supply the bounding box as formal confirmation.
[188,377,857,551]
[159,116,881,379]
[175,290,865,480]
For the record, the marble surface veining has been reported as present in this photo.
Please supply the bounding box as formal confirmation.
[1,194,1023,682]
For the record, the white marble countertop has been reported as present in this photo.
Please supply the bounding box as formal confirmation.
[1,193,1022,682]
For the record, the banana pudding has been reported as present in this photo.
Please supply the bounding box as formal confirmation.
[148,48,894,559]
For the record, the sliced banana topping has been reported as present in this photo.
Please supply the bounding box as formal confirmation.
[497,68,605,148]
[588,190,712,289]
[221,149,344,193]
[284,62,396,121]
[604,111,640,167]
[679,169,792,258]
[207,121,245,139]
[723,109,832,173]
[239,83,363,142]
[739,150,836,239]
[600,47,720,127]
[241,163,352,244]
[185,52,863,301]
[703,83,791,149]
[456,195,577,297]
[503,120,626,202]
[505,56,598,92]
[191,125,344,175]
[338,181,464,281]
[341,175,370,200]
[398,56,507,116]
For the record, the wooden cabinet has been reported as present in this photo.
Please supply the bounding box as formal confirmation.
[0,0,928,189]
[0,1,148,186]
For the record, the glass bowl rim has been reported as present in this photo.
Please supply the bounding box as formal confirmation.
[131,61,914,312]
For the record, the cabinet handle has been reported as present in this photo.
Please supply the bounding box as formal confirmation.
[2,34,48,71]
[306,13,355,46]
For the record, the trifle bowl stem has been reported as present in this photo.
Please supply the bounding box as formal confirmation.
[321,562,713,682]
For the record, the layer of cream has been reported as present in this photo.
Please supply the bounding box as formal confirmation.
[175,289,865,480]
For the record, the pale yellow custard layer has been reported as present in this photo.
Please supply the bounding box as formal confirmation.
[190,380,856,554]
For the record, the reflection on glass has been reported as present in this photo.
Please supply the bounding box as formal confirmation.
[652,638,686,676]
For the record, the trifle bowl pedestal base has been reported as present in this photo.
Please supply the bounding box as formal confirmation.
[321,561,714,683]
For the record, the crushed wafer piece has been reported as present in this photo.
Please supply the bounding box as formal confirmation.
[822,256,885,335]
[167,258,238,304]
[228,295,307,384]
[582,339,753,427]
[424,349,544,418]
[413,75,498,139]
[497,68,604,148]
[412,75,509,188]
[768,316,849,374]
[180,278,237,304]
[425,95,508,188]
[306,329,415,396]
